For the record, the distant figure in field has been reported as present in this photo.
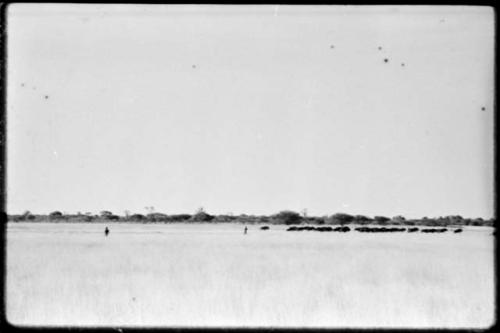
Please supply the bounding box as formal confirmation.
[105,227,109,237]
[244,226,248,235]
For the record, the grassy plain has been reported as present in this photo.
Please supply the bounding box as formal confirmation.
[6,222,495,328]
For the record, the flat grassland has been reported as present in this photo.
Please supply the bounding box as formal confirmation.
[6,223,495,328]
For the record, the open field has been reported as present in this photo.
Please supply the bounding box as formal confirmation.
[6,222,495,328]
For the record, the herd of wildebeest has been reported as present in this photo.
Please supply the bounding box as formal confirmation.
[258,225,465,233]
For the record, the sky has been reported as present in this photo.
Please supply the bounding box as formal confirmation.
[6,5,495,218]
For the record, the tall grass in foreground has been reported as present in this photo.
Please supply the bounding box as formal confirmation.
[6,223,495,328]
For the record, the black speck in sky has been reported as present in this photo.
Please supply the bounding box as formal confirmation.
[21,83,25,87]
[378,46,382,50]
[384,58,389,63]
[481,107,486,111]
[401,63,405,67]
[192,65,196,69]
[44,95,49,99]
[330,45,334,49]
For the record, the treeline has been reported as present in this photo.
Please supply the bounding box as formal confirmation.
[7,210,495,227]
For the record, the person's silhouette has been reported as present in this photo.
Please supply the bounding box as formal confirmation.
[105,227,109,237]
[244,226,248,235]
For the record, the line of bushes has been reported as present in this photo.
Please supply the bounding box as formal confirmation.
[6,210,495,227]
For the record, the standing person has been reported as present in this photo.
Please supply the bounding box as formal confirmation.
[244,226,248,235]
[105,227,109,237]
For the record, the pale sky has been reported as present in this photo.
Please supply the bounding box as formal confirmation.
[6,5,495,218]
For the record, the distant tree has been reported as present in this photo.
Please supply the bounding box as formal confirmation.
[391,215,406,224]
[100,211,113,218]
[328,213,354,225]
[20,210,34,221]
[445,215,464,225]
[305,216,325,225]
[49,211,63,220]
[20,211,36,221]
[191,210,214,222]
[81,212,93,222]
[485,218,495,227]
[471,218,484,226]
[463,218,473,226]
[353,215,371,224]
[147,213,169,222]
[167,214,192,222]
[99,211,121,221]
[10,214,22,222]
[272,211,303,225]
[130,214,145,221]
[374,216,390,225]
[213,214,237,222]
[238,215,262,224]
[257,216,270,223]
[403,219,417,226]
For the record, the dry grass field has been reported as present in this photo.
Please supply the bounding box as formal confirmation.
[6,222,495,328]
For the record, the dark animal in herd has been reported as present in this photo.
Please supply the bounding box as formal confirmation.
[286,226,350,232]
[285,226,463,234]
[260,226,270,230]
[421,228,448,233]
[355,227,406,233]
